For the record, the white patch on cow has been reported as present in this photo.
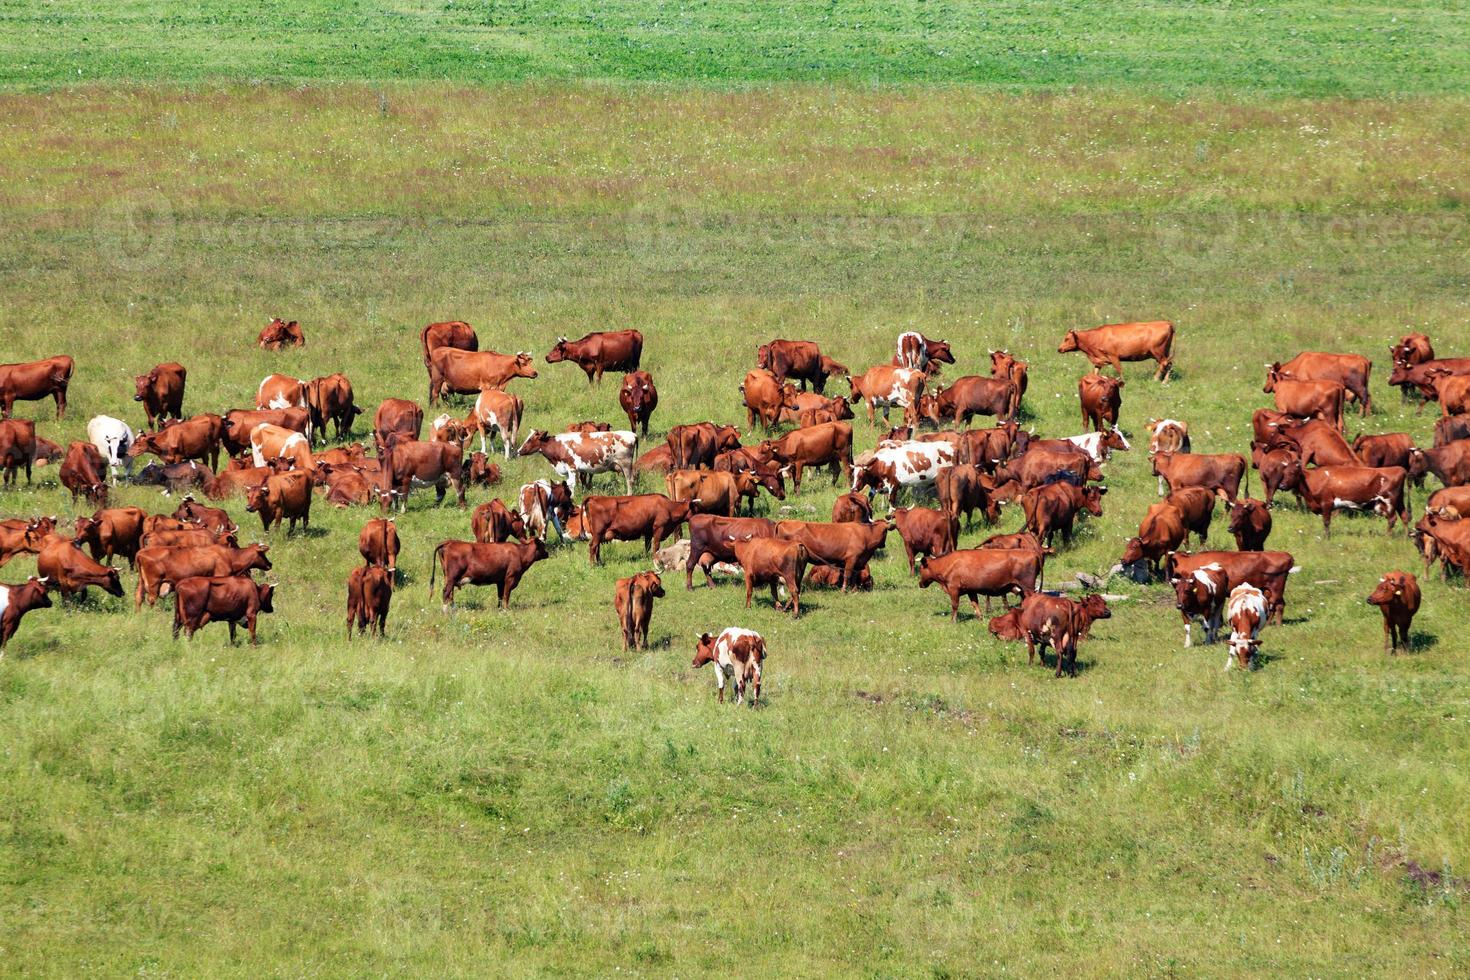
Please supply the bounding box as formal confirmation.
[0,584,10,623]
[1192,565,1221,595]
[1184,622,1192,647]
[1064,432,1105,463]
[431,413,454,436]
[86,415,134,481]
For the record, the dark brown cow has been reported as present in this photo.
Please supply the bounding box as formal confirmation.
[712,451,786,511]
[1294,465,1410,535]
[618,370,658,436]
[1266,353,1372,416]
[222,408,309,456]
[472,499,526,544]
[1265,419,1359,467]
[1057,321,1173,381]
[918,375,1017,426]
[759,421,854,491]
[614,570,664,650]
[429,349,537,404]
[0,419,36,487]
[132,543,271,610]
[667,422,741,471]
[373,398,424,457]
[1366,571,1420,653]
[1021,482,1106,548]
[134,460,212,495]
[1164,551,1296,626]
[831,491,873,524]
[545,330,643,384]
[1120,502,1187,578]
[734,537,808,616]
[0,355,73,419]
[1390,333,1434,373]
[997,447,1101,491]
[774,519,890,592]
[31,436,63,469]
[173,576,274,644]
[421,320,477,367]
[134,362,186,429]
[60,441,109,507]
[758,339,831,392]
[989,592,1111,677]
[72,506,147,568]
[918,548,1041,619]
[1250,443,1302,507]
[742,369,788,433]
[346,565,393,639]
[429,537,547,610]
[1152,451,1246,501]
[0,576,51,654]
[36,537,124,599]
[1078,373,1124,433]
[305,373,361,444]
[1407,440,1470,488]
[245,471,313,534]
[1434,414,1470,448]
[582,494,689,564]
[892,506,957,573]
[381,438,466,512]
[0,517,57,568]
[128,414,223,471]
[685,514,775,589]
[358,517,400,574]
[1224,497,1272,551]
[936,463,996,528]
[257,318,304,349]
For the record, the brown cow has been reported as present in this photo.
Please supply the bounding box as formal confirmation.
[60,441,109,507]
[741,369,787,433]
[957,422,1027,471]
[779,392,853,427]
[467,386,522,460]
[1250,444,1303,508]
[1152,451,1246,501]
[582,494,689,564]
[614,570,664,650]
[421,320,477,367]
[129,414,223,471]
[1120,502,1187,578]
[892,506,957,573]
[1267,378,1346,431]
[134,461,212,496]
[1352,433,1417,477]
[1058,321,1173,381]
[429,537,547,610]
[1366,571,1420,653]
[545,330,643,384]
[805,563,872,591]
[1267,353,1373,416]
[636,444,674,475]
[357,517,400,575]
[847,365,925,426]
[381,438,466,512]
[0,576,52,655]
[245,471,312,535]
[918,375,1017,426]
[831,491,873,524]
[1265,419,1359,467]
[618,370,658,436]
[758,339,831,393]
[134,362,187,429]
[314,463,374,507]
[1391,332,1434,372]
[429,349,537,404]
[173,576,275,644]
[996,447,1101,491]
[249,423,314,473]
[893,332,955,375]
[667,422,742,470]
[1170,562,1230,647]
[374,399,424,457]
[0,356,73,419]
[685,514,775,589]
[734,537,807,616]
[1021,483,1106,548]
[757,421,854,491]
[305,373,361,444]
[0,517,57,568]
[1388,357,1470,408]
[1433,415,1470,448]
[72,506,147,568]
[936,463,997,528]
[693,628,767,706]
[1294,465,1410,536]
[257,318,304,349]
[667,469,760,518]
[36,536,124,599]
[221,408,309,456]
[918,548,1041,619]
[0,419,36,487]
[990,350,1028,405]
[132,543,271,610]
[346,565,393,639]
[1164,551,1296,626]
[1224,497,1272,552]
[990,592,1111,677]
[472,499,526,544]
[1078,373,1124,432]
[141,527,227,552]
[775,519,890,592]
[256,373,309,422]
[1146,418,1190,457]
[1434,375,1470,418]
[174,497,236,538]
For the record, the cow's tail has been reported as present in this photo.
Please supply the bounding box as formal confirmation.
[428,541,446,597]
[1241,461,1249,498]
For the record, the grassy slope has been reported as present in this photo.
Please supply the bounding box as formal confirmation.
[2,86,1469,973]
[2,0,1470,95]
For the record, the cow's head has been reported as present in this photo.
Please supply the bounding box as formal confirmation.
[244,485,268,514]
[1057,331,1080,354]
[1081,485,1107,516]
[545,339,570,364]
[126,431,155,457]
[99,567,125,598]
[468,452,501,487]
[1366,571,1412,608]
[916,393,942,424]
[517,430,551,457]
[925,339,955,366]
[755,344,772,371]
[1078,593,1111,623]
[71,515,99,546]
[845,375,863,403]
[1103,429,1131,453]
[1262,362,1285,393]
[820,356,848,378]
[1119,536,1147,565]
[133,370,157,402]
[713,425,742,452]
[512,352,539,379]
[18,576,53,611]
[692,633,718,668]
[635,570,665,599]
[257,582,276,613]
[1227,498,1265,535]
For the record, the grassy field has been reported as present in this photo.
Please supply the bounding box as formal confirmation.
[3,0,1470,95]
[1,84,1469,973]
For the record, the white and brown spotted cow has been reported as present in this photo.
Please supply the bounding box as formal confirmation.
[847,365,925,427]
[692,627,767,706]
[518,429,637,495]
[851,439,956,508]
[256,374,311,440]
[517,479,572,542]
[1225,583,1267,670]
[250,423,314,472]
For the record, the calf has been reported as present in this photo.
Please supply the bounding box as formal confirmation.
[692,628,766,706]
[85,415,133,482]
[245,471,313,534]
[429,537,547,610]
[358,517,400,574]
[1225,584,1267,670]
[1225,496,1272,551]
[134,362,187,429]
[1295,465,1410,536]
[1170,562,1230,647]
[0,576,52,655]
[1120,502,1187,578]
[1021,482,1106,548]
[618,370,657,436]
[0,355,73,419]
[60,441,109,507]
[1152,451,1246,501]
[917,548,1040,620]
[614,570,664,651]
[1078,373,1124,432]
[741,369,788,432]
[892,506,957,574]
[545,330,642,384]
[1057,320,1173,381]
[1366,571,1420,654]
[472,499,526,544]
[345,565,392,639]
[173,576,275,644]
[257,317,304,349]
[581,493,690,564]
[734,537,808,616]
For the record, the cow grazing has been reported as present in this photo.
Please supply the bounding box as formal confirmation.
[518,480,573,542]
[134,362,186,429]
[892,506,957,574]
[618,370,657,436]
[1366,571,1420,654]
[0,355,73,419]
[305,373,361,443]
[1164,551,1297,627]
[684,514,774,589]
[1224,497,1272,551]
[893,332,954,374]
[1294,465,1410,536]
[918,548,1041,619]
[1022,483,1106,548]
[345,565,393,639]
[0,419,36,487]
[249,422,314,472]
[1250,444,1303,508]
[428,349,537,404]
[60,441,109,507]
[1058,321,1173,381]
[72,506,147,568]
[667,422,741,471]
[421,320,477,367]
[519,429,636,495]
[36,536,124,600]
[614,570,664,650]
[1170,562,1229,647]
[852,440,956,507]
[0,576,52,655]
[734,537,808,616]
[758,339,831,393]
[581,494,689,564]
[1120,502,1187,578]
[472,499,526,544]
[1225,584,1267,670]
[848,365,925,426]
[128,414,223,471]
[429,537,547,610]
[545,330,643,384]
[1407,440,1470,489]
[741,369,788,433]
[0,517,56,568]
[693,628,766,706]
[357,517,400,575]
[758,421,853,491]
[1078,373,1124,432]
[374,399,424,457]
[1152,451,1246,501]
[995,446,1101,491]
[381,438,466,512]
[257,317,304,349]
[173,575,275,644]
[132,542,271,610]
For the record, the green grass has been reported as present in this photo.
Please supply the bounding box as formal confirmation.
[1,85,1469,974]
[3,0,1470,95]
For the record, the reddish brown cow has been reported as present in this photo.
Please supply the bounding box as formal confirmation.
[60,441,108,507]
[1164,551,1296,626]
[315,463,374,507]
[305,373,361,443]
[428,349,537,404]
[381,438,466,512]
[685,514,775,589]
[1250,444,1302,507]
[1433,415,1470,448]
[990,350,1028,405]
[957,422,1027,470]
[1352,433,1417,475]
[0,576,52,654]
[1021,483,1106,548]
[936,463,996,528]
[997,447,1101,491]
[1267,378,1346,431]
[741,369,787,433]
[614,570,664,650]
[1266,353,1372,416]
[1388,357,1470,407]
[1057,321,1173,381]
[36,537,124,599]
[346,565,393,639]
[545,330,643,384]
[1152,451,1246,501]
[421,320,477,367]
[989,592,1111,676]
[1294,465,1410,536]
[805,563,872,591]
[173,576,275,644]
[618,370,658,436]
[831,491,873,524]
[779,392,852,426]
[373,399,424,457]
[1366,571,1420,653]
[134,362,187,429]
[174,497,236,537]
[429,537,547,610]
[0,517,57,568]
[1078,373,1124,433]
[0,419,36,487]
[892,506,957,573]
[1120,502,1187,578]
[132,543,271,610]
[667,422,741,471]
[775,519,890,592]
[759,422,853,491]
[734,537,808,617]
[582,494,689,564]
[918,548,1040,619]
[636,444,674,475]
[667,469,762,518]
[1224,497,1272,551]
[257,318,304,349]
[1266,419,1359,467]
[0,356,73,419]
[1434,375,1470,417]
[472,499,526,544]
[246,471,313,534]
[72,507,147,568]
[31,436,62,469]
[918,375,1017,426]
[128,414,223,471]
[1390,333,1434,373]
[205,464,273,500]
[357,517,400,574]
[758,339,832,393]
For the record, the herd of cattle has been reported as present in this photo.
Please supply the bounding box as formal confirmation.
[1,315,1465,702]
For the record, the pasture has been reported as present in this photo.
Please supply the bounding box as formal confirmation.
[0,85,1468,973]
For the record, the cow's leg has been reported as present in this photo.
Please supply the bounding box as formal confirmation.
[1184,617,1193,648]
[227,621,237,645]
[1382,617,1392,653]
